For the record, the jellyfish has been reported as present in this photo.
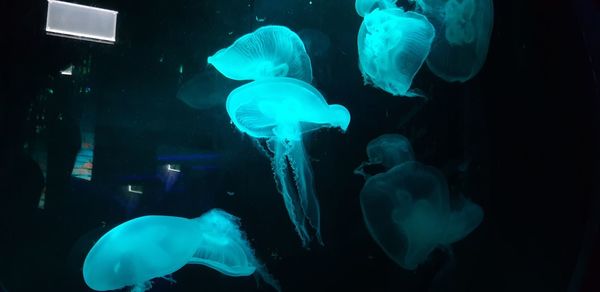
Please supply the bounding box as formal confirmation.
[207,25,313,83]
[226,77,350,247]
[297,29,333,85]
[355,0,397,17]
[354,134,415,178]
[360,161,483,270]
[357,8,435,96]
[176,67,239,110]
[414,0,494,82]
[82,209,280,291]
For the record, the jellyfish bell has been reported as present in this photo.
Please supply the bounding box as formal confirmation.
[226,77,350,140]
[82,216,200,291]
[357,8,435,96]
[415,0,494,82]
[82,209,280,292]
[207,25,313,83]
[360,161,483,270]
[176,67,239,110]
[355,0,398,17]
[355,134,415,178]
[226,77,350,247]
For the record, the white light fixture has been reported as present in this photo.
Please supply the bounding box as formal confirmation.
[46,0,118,44]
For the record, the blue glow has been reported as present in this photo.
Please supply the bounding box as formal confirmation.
[208,25,313,82]
[357,8,435,96]
[355,0,397,17]
[415,0,494,82]
[355,134,415,178]
[82,209,280,291]
[226,77,350,247]
[360,161,483,270]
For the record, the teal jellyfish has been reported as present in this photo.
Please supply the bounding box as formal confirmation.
[414,0,494,82]
[82,209,280,291]
[354,134,415,178]
[176,68,239,110]
[226,77,350,247]
[207,25,313,83]
[360,161,483,270]
[355,0,397,17]
[357,8,435,96]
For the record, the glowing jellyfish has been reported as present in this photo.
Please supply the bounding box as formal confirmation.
[360,161,483,270]
[82,209,280,291]
[355,0,397,17]
[207,25,313,83]
[357,8,435,96]
[414,0,494,82]
[226,77,350,247]
[355,134,415,178]
[176,68,239,110]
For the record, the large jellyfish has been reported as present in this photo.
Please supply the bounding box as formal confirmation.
[414,0,494,82]
[207,25,313,83]
[355,0,397,17]
[354,134,415,178]
[226,77,350,247]
[360,161,483,270]
[357,8,435,96]
[176,68,239,110]
[82,209,280,291]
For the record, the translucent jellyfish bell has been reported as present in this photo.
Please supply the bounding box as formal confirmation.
[176,67,239,110]
[355,134,415,178]
[357,8,435,96]
[355,0,397,17]
[360,161,483,270]
[415,0,494,82]
[207,25,313,82]
[82,209,279,291]
[226,77,350,247]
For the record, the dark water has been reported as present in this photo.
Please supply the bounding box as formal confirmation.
[1,0,599,291]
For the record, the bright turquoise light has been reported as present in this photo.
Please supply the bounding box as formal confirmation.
[415,0,494,82]
[360,161,483,270]
[355,0,397,17]
[207,25,313,82]
[357,8,435,96]
[226,77,350,247]
[82,209,280,291]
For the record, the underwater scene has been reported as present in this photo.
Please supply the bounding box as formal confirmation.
[2,0,600,291]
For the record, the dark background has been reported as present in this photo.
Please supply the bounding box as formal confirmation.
[1,0,599,291]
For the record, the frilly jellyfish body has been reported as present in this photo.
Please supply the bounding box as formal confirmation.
[360,161,483,270]
[226,77,350,247]
[82,209,280,291]
[415,0,494,82]
[355,0,397,17]
[207,25,313,83]
[355,134,415,178]
[357,8,435,96]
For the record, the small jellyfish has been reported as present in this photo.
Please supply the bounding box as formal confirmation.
[226,77,350,247]
[414,0,494,82]
[357,8,435,96]
[82,209,279,291]
[360,161,483,270]
[355,0,397,17]
[176,67,239,110]
[354,134,415,178]
[207,25,313,83]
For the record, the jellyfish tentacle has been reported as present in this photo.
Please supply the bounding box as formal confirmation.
[286,137,323,245]
[269,137,311,246]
